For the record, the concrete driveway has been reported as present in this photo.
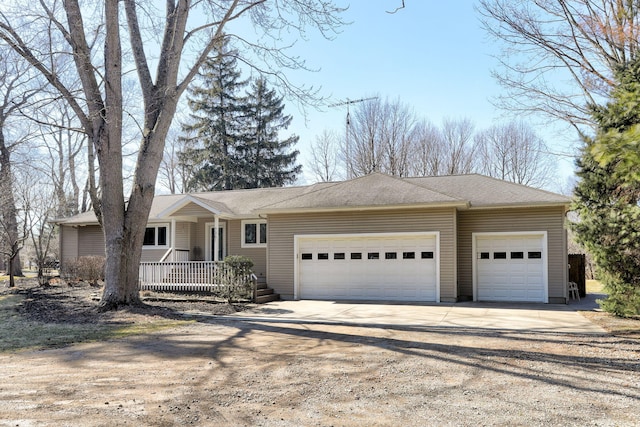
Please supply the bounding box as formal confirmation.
[225,294,607,334]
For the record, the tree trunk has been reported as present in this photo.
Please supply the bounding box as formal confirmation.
[0,130,23,281]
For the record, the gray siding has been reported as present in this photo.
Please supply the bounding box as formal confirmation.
[228,220,268,282]
[194,218,207,260]
[174,222,191,251]
[267,208,457,301]
[174,203,213,217]
[78,225,105,256]
[141,249,166,262]
[60,225,79,261]
[457,207,567,303]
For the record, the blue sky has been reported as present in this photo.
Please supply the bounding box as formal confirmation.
[279,1,578,190]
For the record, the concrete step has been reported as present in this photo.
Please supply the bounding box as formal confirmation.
[255,293,280,304]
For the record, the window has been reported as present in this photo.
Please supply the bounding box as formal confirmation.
[368,252,380,260]
[242,220,267,248]
[301,253,313,260]
[511,252,524,259]
[494,252,507,259]
[528,251,542,259]
[421,251,434,259]
[318,253,329,260]
[351,252,362,260]
[385,252,397,260]
[403,252,415,259]
[334,253,346,260]
[479,252,490,260]
[259,223,267,244]
[143,224,169,248]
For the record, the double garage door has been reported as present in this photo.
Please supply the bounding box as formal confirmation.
[475,233,548,303]
[297,233,438,302]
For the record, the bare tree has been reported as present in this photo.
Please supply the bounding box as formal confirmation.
[478,0,640,129]
[0,1,347,308]
[349,97,386,176]
[440,117,477,174]
[411,119,445,176]
[346,97,417,177]
[474,121,555,188]
[309,129,340,182]
[0,48,39,284]
[32,100,87,216]
[15,167,57,285]
[158,128,193,194]
[380,99,416,177]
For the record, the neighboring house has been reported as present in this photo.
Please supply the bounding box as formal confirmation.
[56,173,571,303]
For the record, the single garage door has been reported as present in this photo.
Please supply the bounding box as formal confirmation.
[474,233,547,302]
[297,233,439,301]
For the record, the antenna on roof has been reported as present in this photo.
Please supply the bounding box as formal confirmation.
[328,97,378,178]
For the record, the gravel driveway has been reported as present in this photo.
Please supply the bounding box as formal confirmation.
[1,302,639,427]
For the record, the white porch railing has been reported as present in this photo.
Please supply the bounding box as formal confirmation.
[138,261,255,297]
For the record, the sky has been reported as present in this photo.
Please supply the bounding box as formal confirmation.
[278,1,578,191]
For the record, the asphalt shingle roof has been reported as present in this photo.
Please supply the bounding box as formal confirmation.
[406,175,571,208]
[257,173,466,212]
[55,173,570,225]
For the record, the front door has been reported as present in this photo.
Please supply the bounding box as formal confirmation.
[207,223,226,261]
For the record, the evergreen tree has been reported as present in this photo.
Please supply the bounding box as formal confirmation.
[242,77,301,188]
[571,59,640,317]
[179,38,247,191]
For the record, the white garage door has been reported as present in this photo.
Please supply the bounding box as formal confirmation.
[474,233,547,302]
[297,233,439,302]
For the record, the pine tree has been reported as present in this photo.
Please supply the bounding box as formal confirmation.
[179,37,247,191]
[571,59,640,317]
[242,77,301,188]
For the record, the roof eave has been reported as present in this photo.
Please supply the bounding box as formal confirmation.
[465,201,571,210]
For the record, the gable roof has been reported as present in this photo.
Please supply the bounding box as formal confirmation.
[55,173,570,225]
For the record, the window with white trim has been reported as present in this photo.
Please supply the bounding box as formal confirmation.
[143,224,169,248]
[242,220,267,248]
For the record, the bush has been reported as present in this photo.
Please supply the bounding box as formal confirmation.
[224,255,254,276]
[600,275,640,318]
[221,255,255,301]
[60,256,105,285]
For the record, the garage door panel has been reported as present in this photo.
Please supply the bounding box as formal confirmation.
[298,234,438,302]
[475,233,547,303]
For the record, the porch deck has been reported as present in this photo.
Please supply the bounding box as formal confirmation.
[139,261,255,295]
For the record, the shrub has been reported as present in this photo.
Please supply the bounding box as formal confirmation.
[60,256,105,285]
[222,255,255,301]
[599,274,640,317]
[224,255,254,276]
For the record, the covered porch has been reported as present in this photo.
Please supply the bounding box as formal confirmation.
[138,195,276,302]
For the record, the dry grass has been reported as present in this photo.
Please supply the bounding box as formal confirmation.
[0,287,189,353]
[586,279,605,293]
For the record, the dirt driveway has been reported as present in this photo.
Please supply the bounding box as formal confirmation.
[1,299,640,427]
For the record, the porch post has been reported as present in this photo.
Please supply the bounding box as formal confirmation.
[213,215,219,261]
[171,219,177,261]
